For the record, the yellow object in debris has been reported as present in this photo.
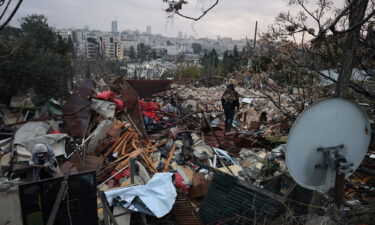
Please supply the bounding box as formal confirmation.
[177,165,194,185]
[256,152,268,162]
[218,165,244,180]
[265,135,288,143]
[171,161,178,171]
[255,162,264,170]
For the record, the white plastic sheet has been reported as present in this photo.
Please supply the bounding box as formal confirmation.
[242,98,253,104]
[13,122,69,160]
[105,172,176,218]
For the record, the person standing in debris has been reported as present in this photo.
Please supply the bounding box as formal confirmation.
[29,143,60,181]
[221,84,240,133]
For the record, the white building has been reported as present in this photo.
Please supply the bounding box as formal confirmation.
[100,35,123,59]
[57,29,73,40]
[122,40,138,50]
[72,30,86,56]
[86,35,101,59]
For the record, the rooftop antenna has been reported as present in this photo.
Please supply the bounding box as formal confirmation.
[285,98,371,206]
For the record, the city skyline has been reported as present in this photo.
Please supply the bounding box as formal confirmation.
[8,0,293,40]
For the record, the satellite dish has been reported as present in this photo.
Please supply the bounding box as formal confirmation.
[286,98,371,194]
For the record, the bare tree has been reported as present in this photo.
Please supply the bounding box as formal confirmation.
[268,0,375,99]
[162,0,219,21]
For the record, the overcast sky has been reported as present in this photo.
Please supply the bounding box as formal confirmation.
[9,0,293,39]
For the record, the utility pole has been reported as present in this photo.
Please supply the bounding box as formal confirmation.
[253,21,258,48]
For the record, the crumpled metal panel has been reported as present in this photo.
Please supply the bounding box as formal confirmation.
[119,81,147,137]
[198,173,283,225]
[126,80,172,99]
[63,80,95,138]
[91,99,116,118]
[204,126,240,154]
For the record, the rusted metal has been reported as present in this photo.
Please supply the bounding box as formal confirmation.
[204,126,240,154]
[125,80,172,99]
[334,158,347,207]
[171,189,204,225]
[119,81,147,138]
[63,80,95,138]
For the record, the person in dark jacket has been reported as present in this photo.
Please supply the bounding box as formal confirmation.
[221,84,240,133]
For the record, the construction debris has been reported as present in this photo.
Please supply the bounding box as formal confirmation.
[0,75,373,225]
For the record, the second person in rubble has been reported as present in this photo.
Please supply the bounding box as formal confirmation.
[29,143,60,181]
[221,84,240,133]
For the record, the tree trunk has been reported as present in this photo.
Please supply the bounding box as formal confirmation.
[336,0,369,97]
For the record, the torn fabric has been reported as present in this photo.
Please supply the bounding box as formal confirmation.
[104,172,176,218]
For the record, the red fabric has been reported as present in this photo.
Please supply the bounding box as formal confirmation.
[50,131,61,134]
[96,92,126,111]
[174,173,189,192]
[142,111,160,121]
[96,91,115,101]
[140,100,161,121]
[147,101,160,111]
[110,169,130,182]
[113,99,125,111]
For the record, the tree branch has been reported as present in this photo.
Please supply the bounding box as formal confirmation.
[0,0,12,21]
[0,0,22,31]
[315,0,356,38]
[171,0,219,21]
[333,9,375,34]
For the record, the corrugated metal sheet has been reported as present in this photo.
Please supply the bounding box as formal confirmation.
[198,173,284,225]
[171,189,204,225]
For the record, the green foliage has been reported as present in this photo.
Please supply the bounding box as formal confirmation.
[261,157,280,177]
[252,55,272,72]
[192,43,202,54]
[200,49,219,77]
[232,45,241,71]
[199,46,245,78]
[220,50,234,75]
[176,65,200,78]
[0,14,74,103]
[216,45,244,77]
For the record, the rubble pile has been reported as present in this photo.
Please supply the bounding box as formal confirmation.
[0,75,374,225]
[158,78,294,137]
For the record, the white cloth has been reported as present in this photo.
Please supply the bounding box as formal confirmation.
[105,173,176,218]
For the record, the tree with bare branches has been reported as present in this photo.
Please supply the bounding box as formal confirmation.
[162,0,219,21]
[267,0,375,99]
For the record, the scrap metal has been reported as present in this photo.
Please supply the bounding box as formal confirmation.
[171,189,204,225]
[198,172,284,225]
[63,80,95,138]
